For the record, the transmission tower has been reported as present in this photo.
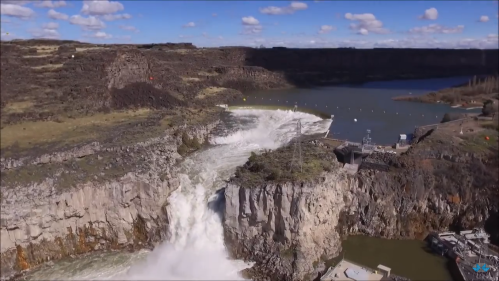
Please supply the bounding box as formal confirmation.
[291,119,303,173]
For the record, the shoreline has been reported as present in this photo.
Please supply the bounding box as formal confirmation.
[392,97,484,111]
[244,74,482,96]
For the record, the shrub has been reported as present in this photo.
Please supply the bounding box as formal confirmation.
[266,168,282,181]
[482,100,498,117]
[177,144,188,156]
[190,136,201,149]
[249,152,257,163]
[181,132,192,147]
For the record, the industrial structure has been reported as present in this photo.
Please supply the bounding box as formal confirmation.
[320,259,410,281]
[427,229,499,281]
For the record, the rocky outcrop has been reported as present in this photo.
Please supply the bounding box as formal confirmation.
[223,140,498,281]
[0,122,218,280]
[224,168,349,281]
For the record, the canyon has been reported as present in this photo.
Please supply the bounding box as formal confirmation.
[1,39,498,280]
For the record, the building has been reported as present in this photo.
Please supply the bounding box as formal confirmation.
[320,259,409,281]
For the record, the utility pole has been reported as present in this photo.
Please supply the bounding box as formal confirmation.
[291,119,303,173]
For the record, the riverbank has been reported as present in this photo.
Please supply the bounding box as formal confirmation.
[392,75,499,110]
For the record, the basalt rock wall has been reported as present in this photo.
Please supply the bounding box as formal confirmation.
[0,122,218,280]
[223,141,498,281]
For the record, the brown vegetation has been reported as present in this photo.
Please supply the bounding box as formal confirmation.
[393,75,499,107]
[233,141,340,188]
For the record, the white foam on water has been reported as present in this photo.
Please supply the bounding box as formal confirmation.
[20,109,331,281]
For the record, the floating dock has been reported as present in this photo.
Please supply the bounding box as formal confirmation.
[320,259,410,281]
[427,229,499,281]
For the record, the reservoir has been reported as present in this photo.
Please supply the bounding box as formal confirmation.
[237,76,481,144]
[333,236,453,281]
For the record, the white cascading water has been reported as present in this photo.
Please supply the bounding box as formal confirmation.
[20,109,331,281]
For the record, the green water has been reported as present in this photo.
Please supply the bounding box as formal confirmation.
[331,236,454,281]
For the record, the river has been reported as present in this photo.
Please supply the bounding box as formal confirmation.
[238,76,481,144]
[332,236,453,281]
[18,77,473,281]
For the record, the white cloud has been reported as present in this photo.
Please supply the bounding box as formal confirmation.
[42,22,59,29]
[344,13,388,35]
[0,3,35,19]
[318,25,335,34]
[241,16,262,35]
[69,15,106,30]
[102,13,131,21]
[182,22,195,28]
[30,28,59,39]
[81,0,124,16]
[35,1,67,8]
[419,7,438,20]
[91,31,112,39]
[214,34,498,49]
[479,15,489,22]
[409,24,464,34]
[242,25,263,35]
[242,16,259,25]
[259,1,308,15]
[48,9,68,20]
[119,25,138,32]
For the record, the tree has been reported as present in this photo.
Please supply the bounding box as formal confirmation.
[482,99,498,117]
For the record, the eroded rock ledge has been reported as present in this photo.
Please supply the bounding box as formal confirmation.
[0,121,218,280]
[223,140,498,281]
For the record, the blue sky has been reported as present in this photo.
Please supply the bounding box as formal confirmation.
[1,0,498,48]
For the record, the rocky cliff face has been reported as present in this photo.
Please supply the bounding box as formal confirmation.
[0,122,218,280]
[224,169,350,281]
[223,139,498,281]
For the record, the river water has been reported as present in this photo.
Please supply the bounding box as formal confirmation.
[18,77,473,281]
[334,236,453,281]
[239,76,481,144]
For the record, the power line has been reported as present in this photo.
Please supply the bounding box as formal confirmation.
[291,119,303,173]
